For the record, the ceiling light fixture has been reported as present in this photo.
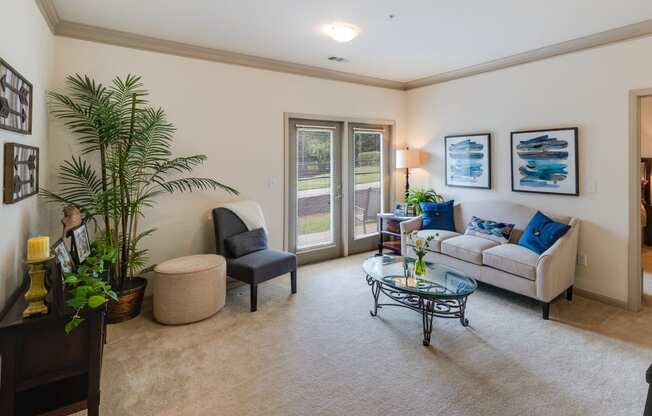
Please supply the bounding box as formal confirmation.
[323,22,361,43]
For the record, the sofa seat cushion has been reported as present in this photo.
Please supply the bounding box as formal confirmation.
[227,249,296,284]
[407,230,461,252]
[440,235,499,265]
[482,244,539,281]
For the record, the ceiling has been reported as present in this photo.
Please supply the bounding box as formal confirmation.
[53,0,652,83]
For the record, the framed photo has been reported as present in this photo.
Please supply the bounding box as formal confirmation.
[444,133,491,189]
[52,239,75,273]
[0,57,33,135]
[3,142,39,204]
[71,224,92,263]
[511,128,579,196]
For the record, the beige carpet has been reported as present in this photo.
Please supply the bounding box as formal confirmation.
[81,253,652,415]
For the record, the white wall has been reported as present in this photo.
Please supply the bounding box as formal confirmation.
[50,37,406,268]
[407,35,652,303]
[642,96,652,158]
[0,1,54,311]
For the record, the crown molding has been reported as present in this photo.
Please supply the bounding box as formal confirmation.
[405,18,652,90]
[34,1,652,91]
[53,21,406,91]
[34,0,59,33]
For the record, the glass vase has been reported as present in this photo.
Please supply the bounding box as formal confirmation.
[415,255,426,276]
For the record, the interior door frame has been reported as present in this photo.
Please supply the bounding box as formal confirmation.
[284,113,396,261]
[628,89,652,311]
[347,123,391,255]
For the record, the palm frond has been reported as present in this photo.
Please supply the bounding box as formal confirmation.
[155,177,239,195]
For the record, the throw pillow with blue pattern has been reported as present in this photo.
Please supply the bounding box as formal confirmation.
[464,216,515,244]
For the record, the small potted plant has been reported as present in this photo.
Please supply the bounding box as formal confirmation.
[63,240,118,332]
[405,188,444,215]
[408,231,434,276]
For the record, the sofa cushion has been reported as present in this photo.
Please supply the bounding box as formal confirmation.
[441,235,499,265]
[420,200,456,231]
[464,216,515,244]
[227,249,296,284]
[482,244,539,281]
[518,211,571,255]
[407,230,460,252]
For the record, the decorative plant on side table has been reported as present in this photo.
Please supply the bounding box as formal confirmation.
[405,188,444,215]
[43,74,238,323]
[408,231,434,276]
[64,240,118,333]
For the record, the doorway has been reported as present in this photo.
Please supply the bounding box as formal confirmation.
[286,116,393,265]
[639,96,652,296]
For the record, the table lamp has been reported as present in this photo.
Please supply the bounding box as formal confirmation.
[396,148,421,200]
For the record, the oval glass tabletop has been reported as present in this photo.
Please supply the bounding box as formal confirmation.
[363,255,477,298]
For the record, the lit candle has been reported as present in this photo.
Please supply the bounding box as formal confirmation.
[27,236,50,261]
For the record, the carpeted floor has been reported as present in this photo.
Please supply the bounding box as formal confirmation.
[80,253,652,415]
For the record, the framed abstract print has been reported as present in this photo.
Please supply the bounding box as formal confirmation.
[444,133,491,189]
[3,142,39,203]
[0,57,33,134]
[511,128,579,196]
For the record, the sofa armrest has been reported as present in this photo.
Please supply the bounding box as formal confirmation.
[535,217,581,302]
[400,216,422,256]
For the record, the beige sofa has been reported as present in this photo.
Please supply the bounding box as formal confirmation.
[400,200,580,319]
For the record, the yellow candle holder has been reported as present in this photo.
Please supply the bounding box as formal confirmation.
[23,256,54,318]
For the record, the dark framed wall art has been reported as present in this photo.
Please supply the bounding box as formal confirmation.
[444,133,492,189]
[3,142,39,204]
[510,127,579,196]
[0,57,33,135]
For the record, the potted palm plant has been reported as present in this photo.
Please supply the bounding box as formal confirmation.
[44,74,238,323]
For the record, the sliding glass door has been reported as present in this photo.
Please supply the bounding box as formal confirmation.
[288,119,343,264]
[348,123,390,254]
[288,118,390,263]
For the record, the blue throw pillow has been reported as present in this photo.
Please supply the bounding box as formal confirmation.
[518,211,571,255]
[420,200,455,232]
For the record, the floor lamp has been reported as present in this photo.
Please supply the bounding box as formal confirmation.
[396,148,421,201]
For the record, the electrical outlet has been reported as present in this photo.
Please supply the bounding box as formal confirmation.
[576,253,588,267]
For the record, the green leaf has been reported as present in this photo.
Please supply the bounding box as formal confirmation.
[65,317,85,334]
[74,285,92,298]
[64,275,80,285]
[107,290,119,302]
[67,297,86,309]
[88,295,107,309]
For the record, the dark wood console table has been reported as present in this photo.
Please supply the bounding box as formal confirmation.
[0,280,105,416]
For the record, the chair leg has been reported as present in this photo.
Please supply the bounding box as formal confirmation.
[541,302,550,320]
[250,284,258,312]
[291,271,297,294]
[566,285,573,301]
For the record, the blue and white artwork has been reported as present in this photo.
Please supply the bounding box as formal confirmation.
[511,128,578,196]
[445,134,491,189]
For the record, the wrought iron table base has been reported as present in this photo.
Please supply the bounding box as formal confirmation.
[366,274,469,346]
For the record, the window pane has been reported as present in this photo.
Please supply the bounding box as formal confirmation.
[353,131,382,239]
[297,128,334,249]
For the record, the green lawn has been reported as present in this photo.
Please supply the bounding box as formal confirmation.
[298,165,380,191]
[298,213,330,234]
[298,213,375,236]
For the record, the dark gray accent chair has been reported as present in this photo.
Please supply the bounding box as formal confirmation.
[212,207,297,312]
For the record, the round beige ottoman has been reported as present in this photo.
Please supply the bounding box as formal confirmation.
[153,254,226,325]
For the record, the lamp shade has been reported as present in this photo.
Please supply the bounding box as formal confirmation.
[396,149,420,169]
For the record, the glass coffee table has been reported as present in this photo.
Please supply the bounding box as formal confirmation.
[363,255,478,346]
